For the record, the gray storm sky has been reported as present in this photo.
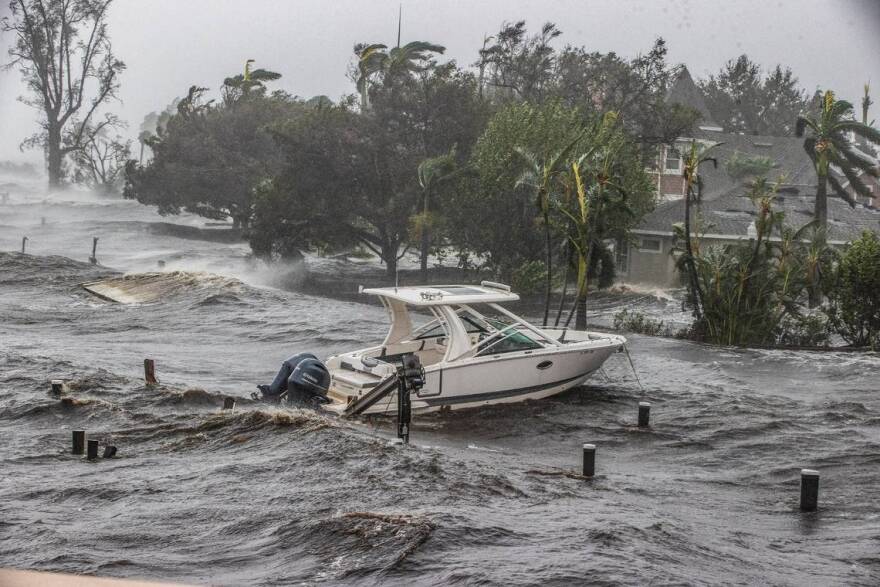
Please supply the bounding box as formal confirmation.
[1,0,879,164]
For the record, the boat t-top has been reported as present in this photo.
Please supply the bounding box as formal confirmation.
[318,281,625,415]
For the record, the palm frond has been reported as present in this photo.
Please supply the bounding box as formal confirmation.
[829,153,873,204]
[826,171,858,207]
[836,120,880,145]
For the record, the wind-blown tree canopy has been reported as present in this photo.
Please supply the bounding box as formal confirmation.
[125,74,300,228]
[795,90,880,229]
[476,23,698,147]
[355,40,445,109]
[700,55,811,135]
[71,118,131,194]
[2,0,125,186]
[251,60,484,277]
[448,100,654,284]
[222,59,282,105]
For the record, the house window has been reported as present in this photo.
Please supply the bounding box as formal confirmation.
[615,238,629,273]
[638,238,662,253]
[664,148,681,174]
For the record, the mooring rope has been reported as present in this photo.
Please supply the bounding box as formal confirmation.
[622,344,644,393]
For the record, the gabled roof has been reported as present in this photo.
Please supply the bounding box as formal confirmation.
[634,185,880,244]
[362,284,519,307]
[666,67,719,130]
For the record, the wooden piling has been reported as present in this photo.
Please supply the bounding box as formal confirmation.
[89,237,99,264]
[21,236,27,254]
[144,359,157,385]
[103,446,117,458]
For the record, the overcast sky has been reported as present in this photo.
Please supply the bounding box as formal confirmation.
[1,0,878,164]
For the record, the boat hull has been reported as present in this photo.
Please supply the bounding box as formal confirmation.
[327,336,623,415]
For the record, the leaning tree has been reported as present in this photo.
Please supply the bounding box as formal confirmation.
[796,91,880,230]
[2,0,125,187]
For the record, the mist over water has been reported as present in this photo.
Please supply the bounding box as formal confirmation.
[1,176,879,585]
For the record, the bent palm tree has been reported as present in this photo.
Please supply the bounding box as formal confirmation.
[416,147,458,283]
[514,131,585,326]
[355,41,446,109]
[795,90,880,229]
[680,141,720,322]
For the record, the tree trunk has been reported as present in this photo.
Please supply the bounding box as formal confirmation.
[382,240,399,280]
[47,124,63,188]
[553,244,571,327]
[420,189,429,284]
[808,173,828,308]
[815,173,828,231]
[543,211,552,327]
[684,188,703,321]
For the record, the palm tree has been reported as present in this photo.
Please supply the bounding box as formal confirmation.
[355,41,445,109]
[222,59,281,104]
[795,90,880,229]
[680,141,719,322]
[416,147,458,283]
[560,150,630,330]
[513,131,585,326]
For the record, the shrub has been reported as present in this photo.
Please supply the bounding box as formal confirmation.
[510,260,547,295]
[612,309,672,336]
[827,231,880,348]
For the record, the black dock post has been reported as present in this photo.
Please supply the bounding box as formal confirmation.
[72,430,86,455]
[51,380,64,394]
[89,237,99,264]
[582,443,596,477]
[638,401,651,427]
[103,446,117,458]
[87,439,99,460]
[800,469,819,511]
[223,397,236,411]
[21,236,27,254]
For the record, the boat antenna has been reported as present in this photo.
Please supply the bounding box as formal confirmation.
[396,3,402,48]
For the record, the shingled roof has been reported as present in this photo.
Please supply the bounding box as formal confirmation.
[685,130,818,199]
[634,185,880,244]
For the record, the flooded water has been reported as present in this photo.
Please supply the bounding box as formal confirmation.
[1,178,879,586]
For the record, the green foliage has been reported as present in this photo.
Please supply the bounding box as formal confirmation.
[510,260,547,294]
[700,55,811,135]
[125,82,298,228]
[826,231,880,348]
[478,24,697,145]
[725,151,775,180]
[796,90,880,228]
[674,182,834,346]
[612,309,674,337]
[777,313,831,348]
[450,101,582,277]
[251,61,484,277]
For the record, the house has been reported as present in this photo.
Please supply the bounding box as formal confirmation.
[619,67,880,287]
[617,186,880,288]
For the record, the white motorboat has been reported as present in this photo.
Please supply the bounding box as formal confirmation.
[322,281,626,415]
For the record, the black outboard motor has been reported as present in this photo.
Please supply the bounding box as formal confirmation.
[286,358,331,406]
[256,352,322,403]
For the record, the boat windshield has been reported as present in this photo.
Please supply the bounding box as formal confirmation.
[414,310,487,339]
[475,317,542,356]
